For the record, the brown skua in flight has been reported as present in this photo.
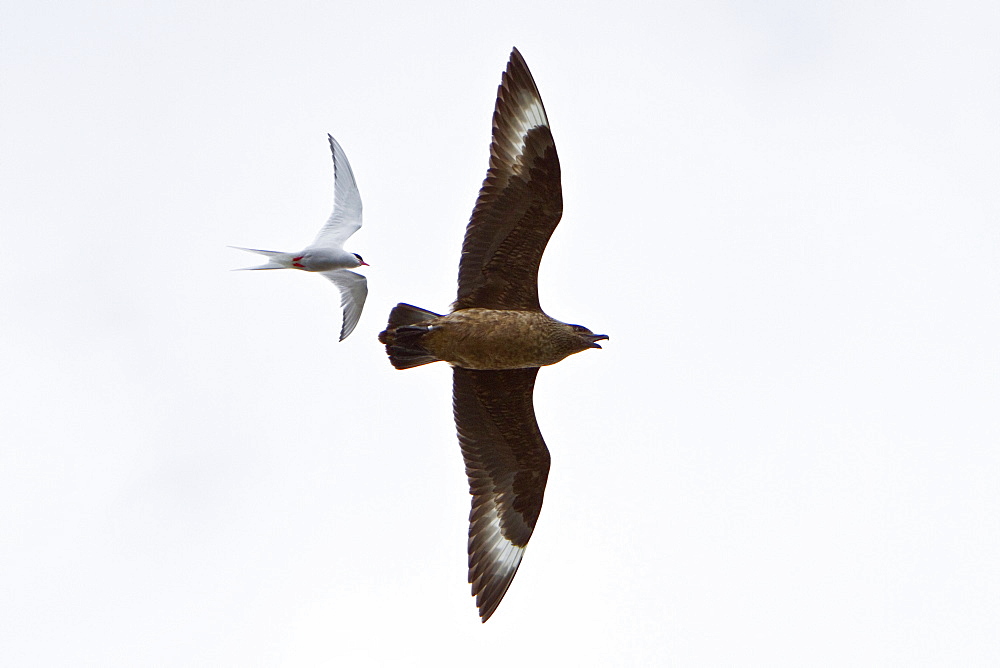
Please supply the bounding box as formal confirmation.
[379,48,607,622]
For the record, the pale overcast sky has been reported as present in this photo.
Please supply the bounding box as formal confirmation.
[2,1,998,665]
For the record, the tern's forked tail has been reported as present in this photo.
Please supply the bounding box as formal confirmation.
[229,246,293,270]
[378,303,443,370]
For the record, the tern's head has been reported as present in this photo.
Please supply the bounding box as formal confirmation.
[353,253,369,268]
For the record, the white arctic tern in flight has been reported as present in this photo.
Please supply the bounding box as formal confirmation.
[232,135,368,341]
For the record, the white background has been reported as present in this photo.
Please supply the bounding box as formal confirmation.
[2,1,998,665]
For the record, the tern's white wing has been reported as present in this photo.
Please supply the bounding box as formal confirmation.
[322,269,368,341]
[309,135,363,250]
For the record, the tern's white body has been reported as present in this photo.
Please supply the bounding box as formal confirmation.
[232,135,368,341]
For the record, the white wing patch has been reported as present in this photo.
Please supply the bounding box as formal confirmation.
[496,92,549,180]
[512,94,548,133]
[470,491,526,619]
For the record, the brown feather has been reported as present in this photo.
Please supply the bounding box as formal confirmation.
[453,367,549,622]
[453,48,563,312]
